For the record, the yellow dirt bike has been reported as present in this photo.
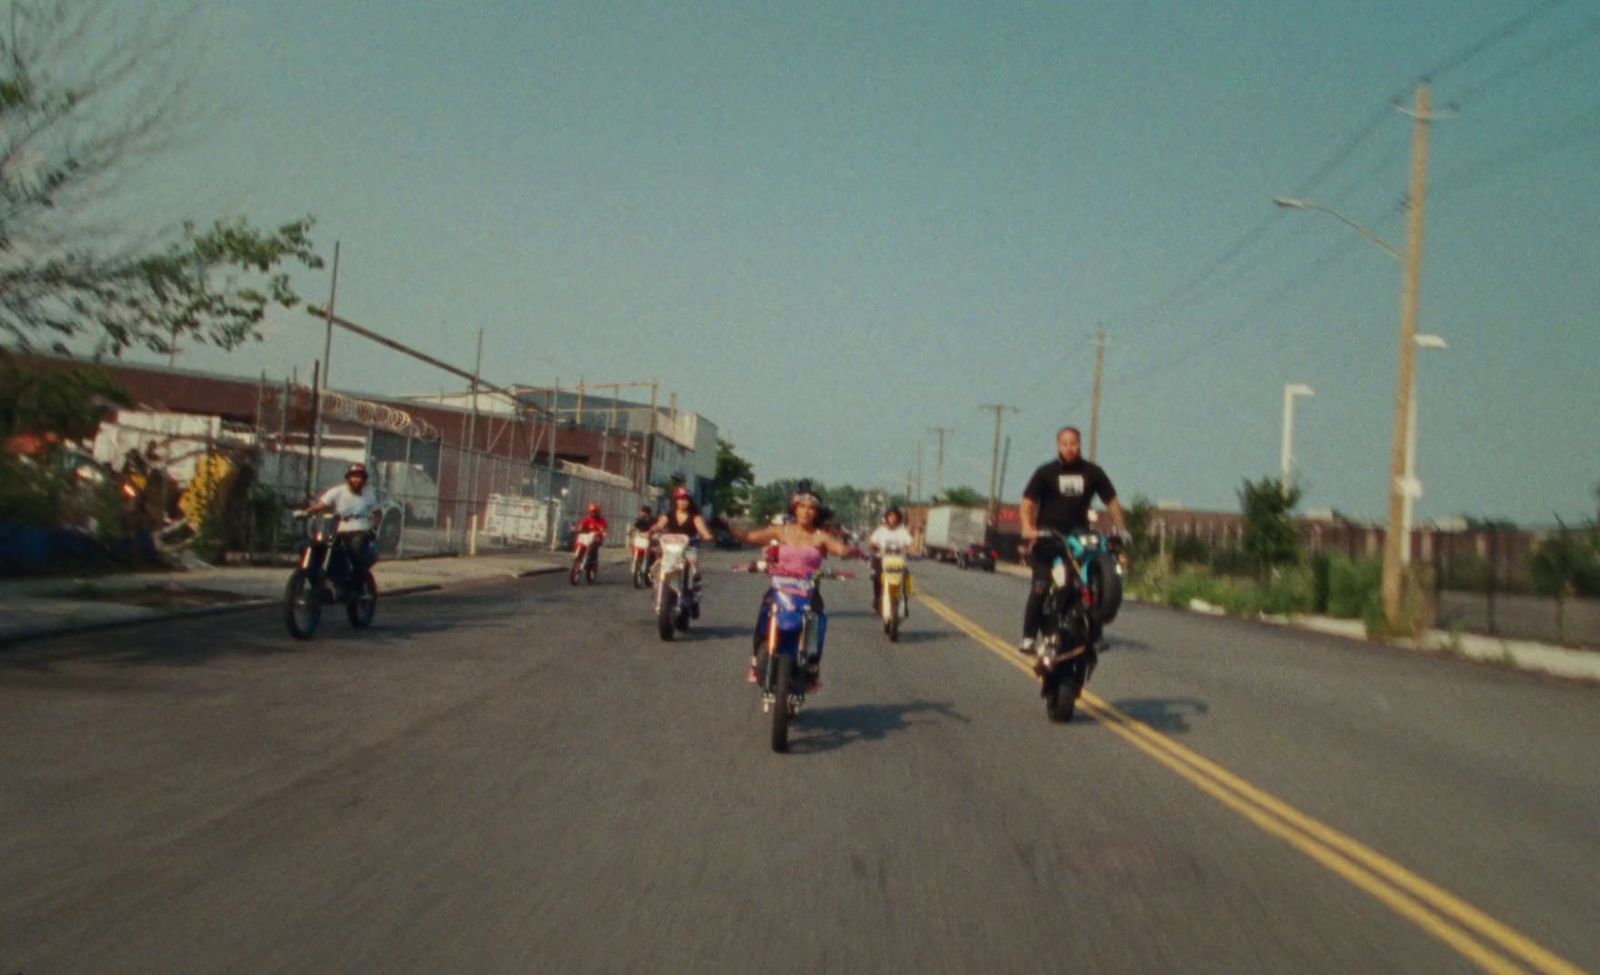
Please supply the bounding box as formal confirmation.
[878,553,912,642]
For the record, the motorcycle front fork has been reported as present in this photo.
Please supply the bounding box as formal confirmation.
[760,613,815,713]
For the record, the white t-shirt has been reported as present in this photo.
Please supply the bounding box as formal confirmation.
[318,483,380,533]
[869,525,914,554]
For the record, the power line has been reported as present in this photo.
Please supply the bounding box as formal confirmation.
[1015,3,1577,425]
[1432,101,1600,198]
[1125,105,1393,329]
[1452,14,1600,107]
[1425,0,1571,80]
[1107,229,1374,397]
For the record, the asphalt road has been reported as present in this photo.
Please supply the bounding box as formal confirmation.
[3,555,1597,974]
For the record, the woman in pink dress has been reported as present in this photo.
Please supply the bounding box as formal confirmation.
[734,490,854,685]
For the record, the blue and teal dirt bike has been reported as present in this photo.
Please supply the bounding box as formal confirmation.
[741,559,853,752]
[1032,529,1124,723]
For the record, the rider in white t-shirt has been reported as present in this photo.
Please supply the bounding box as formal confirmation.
[304,463,382,571]
[868,508,913,612]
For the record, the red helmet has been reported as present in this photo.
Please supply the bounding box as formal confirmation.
[672,487,691,501]
[588,503,601,515]
[346,463,368,479]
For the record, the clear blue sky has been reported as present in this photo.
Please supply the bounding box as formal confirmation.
[126,0,1600,525]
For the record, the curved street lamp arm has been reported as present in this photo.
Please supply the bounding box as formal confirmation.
[1273,197,1402,261]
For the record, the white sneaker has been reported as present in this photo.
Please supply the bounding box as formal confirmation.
[1017,637,1037,656]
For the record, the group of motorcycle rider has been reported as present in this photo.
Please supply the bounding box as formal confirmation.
[318,424,1128,684]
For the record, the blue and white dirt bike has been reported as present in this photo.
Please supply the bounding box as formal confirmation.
[1033,529,1124,723]
[744,559,852,752]
[755,571,822,753]
[284,512,378,640]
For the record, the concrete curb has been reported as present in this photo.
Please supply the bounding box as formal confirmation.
[0,581,461,650]
[990,559,1599,684]
[0,550,639,649]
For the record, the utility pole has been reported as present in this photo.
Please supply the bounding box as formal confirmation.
[928,426,953,499]
[996,435,1012,504]
[1089,326,1106,461]
[915,443,924,502]
[1381,82,1438,631]
[980,403,1019,520]
[307,242,340,493]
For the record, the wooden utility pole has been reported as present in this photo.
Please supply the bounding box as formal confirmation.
[1089,326,1106,461]
[1381,82,1435,631]
[307,242,340,492]
[927,426,953,499]
[915,443,924,502]
[980,403,1018,520]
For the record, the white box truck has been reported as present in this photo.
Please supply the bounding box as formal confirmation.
[922,506,987,563]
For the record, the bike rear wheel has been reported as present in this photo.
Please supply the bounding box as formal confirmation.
[1045,669,1081,723]
[770,655,793,752]
[284,569,321,640]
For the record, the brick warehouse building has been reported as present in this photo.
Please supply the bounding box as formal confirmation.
[15,353,675,490]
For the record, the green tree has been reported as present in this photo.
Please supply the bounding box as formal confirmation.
[1122,494,1156,558]
[0,1,324,356]
[934,485,985,507]
[749,478,801,523]
[0,357,130,441]
[712,438,755,517]
[1239,476,1302,576]
[1529,523,1600,643]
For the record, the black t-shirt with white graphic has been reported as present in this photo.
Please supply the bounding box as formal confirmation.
[1022,458,1117,533]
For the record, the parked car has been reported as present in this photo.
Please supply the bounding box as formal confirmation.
[957,543,996,572]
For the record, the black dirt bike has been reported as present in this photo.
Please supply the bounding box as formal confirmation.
[1033,529,1124,722]
[284,512,378,640]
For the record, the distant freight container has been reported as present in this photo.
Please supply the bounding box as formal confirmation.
[922,506,987,562]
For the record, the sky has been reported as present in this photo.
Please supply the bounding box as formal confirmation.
[99,0,1600,525]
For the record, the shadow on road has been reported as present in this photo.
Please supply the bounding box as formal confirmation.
[0,588,517,674]
[826,609,877,619]
[1103,634,1153,653]
[788,699,968,754]
[1107,697,1209,734]
[682,624,754,641]
[885,629,952,645]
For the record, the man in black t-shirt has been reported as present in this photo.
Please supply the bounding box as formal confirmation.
[1017,426,1128,655]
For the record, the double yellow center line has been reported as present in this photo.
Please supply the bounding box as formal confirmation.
[917,592,1587,975]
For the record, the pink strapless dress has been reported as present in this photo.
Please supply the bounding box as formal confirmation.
[770,544,824,578]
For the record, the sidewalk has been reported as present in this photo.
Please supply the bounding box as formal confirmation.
[993,561,1600,684]
[0,547,633,647]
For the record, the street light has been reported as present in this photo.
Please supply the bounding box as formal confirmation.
[1274,197,1402,260]
[1274,189,1423,630]
[1281,383,1315,487]
[1401,333,1448,564]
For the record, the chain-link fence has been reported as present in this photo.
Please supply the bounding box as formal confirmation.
[1424,525,1600,647]
[203,381,650,562]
